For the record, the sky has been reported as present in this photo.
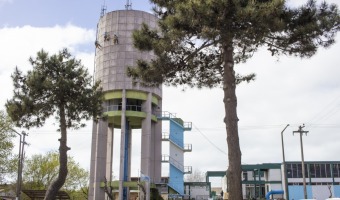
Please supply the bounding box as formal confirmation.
[1,0,340,187]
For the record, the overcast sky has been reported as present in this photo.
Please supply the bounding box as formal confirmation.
[1,0,340,186]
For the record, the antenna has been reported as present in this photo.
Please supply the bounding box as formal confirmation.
[125,0,132,10]
[100,0,107,17]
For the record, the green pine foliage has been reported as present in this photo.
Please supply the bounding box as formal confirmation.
[6,49,103,129]
[6,48,103,200]
[129,0,340,88]
[128,1,340,199]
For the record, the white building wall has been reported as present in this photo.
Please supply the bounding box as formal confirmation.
[268,169,282,181]
[246,171,253,180]
[266,183,283,191]
[312,185,333,200]
[310,178,333,182]
[185,185,209,199]
[222,175,227,192]
[289,178,305,183]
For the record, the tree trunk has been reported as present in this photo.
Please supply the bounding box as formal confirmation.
[44,105,69,200]
[223,44,243,200]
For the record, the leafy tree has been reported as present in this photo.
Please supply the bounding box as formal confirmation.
[185,169,205,182]
[23,151,89,200]
[128,0,340,199]
[6,49,103,200]
[0,110,17,184]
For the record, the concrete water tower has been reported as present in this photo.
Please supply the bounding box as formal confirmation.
[88,4,162,200]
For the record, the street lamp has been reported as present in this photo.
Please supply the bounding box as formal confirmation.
[281,124,289,200]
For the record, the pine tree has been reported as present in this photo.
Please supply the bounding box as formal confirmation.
[128,1,340,199]
[6,49,103,200]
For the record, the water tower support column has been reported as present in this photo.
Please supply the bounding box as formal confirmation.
[141,92,153,200]
[89,119,109,199]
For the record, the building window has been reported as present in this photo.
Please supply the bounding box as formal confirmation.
[309,163,332,178]
[243,172,248,181]
[315,164,321,178]
[310,164,316,178]
[333,164,340,178]
[288,163,340,179]
[287,163,308,178]
[297,164,303,178]
[325,164,331,178]
[292,164,298,178]
[321,164,326,177]
[287,164,292,178]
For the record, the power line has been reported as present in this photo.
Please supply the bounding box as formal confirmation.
[29,122,340,135]
[306,95,340,127]
[192,124,227,156]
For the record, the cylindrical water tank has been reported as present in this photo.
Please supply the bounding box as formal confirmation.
[95,10,162,97]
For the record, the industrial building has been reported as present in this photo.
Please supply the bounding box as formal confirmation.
[205,161,340,200]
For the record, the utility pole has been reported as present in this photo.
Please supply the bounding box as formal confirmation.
[12,129,28,200]
[293,125,309,199]
[14,131,22,200]
[18,131,27,200]
[280,124,289,200]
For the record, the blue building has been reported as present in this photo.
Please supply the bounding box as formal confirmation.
[159,111,192,199]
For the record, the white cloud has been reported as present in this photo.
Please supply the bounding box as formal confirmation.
[0,24,96,107]
[287,0,340,7]
[0,24,96,170]
[162,35,340,170]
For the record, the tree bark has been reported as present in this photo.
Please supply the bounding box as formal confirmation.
[223,43,243,200]
[44,105,69,200]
